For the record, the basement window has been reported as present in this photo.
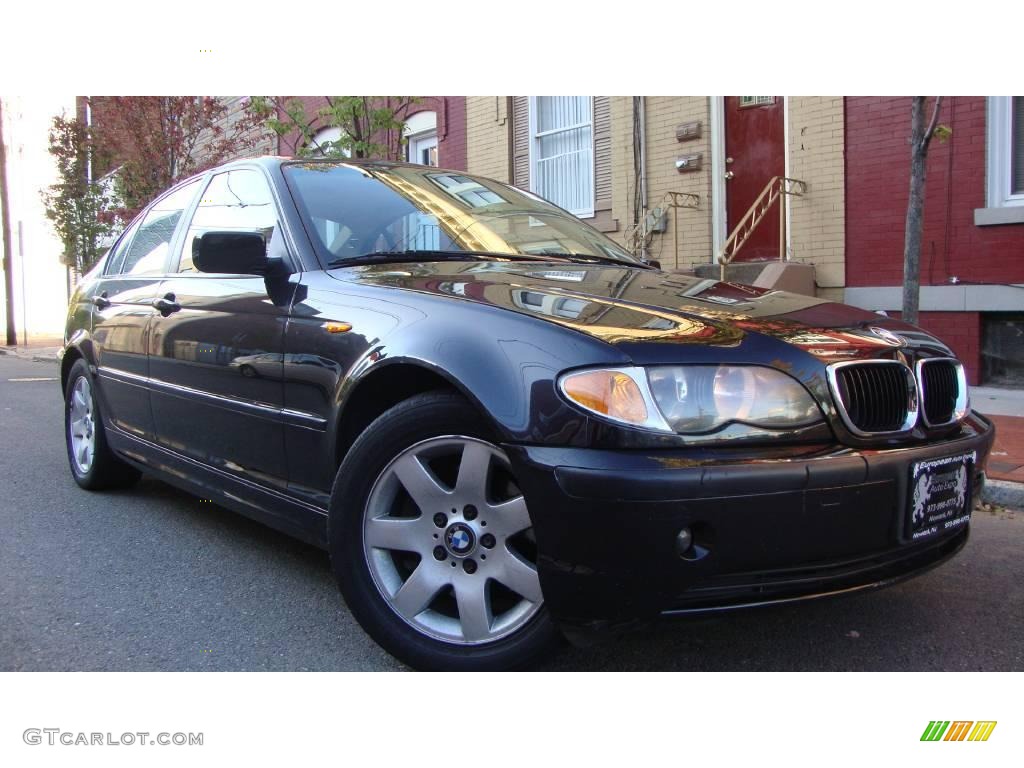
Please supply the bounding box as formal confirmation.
[982,313,1024,386]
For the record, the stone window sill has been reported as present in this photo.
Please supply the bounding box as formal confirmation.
[974,206,1024,226]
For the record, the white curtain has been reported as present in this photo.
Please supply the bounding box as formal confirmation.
[533,97,593,216]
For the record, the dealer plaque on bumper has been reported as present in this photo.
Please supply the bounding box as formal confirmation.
[908,451,975,541]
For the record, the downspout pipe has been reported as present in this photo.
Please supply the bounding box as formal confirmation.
[634,96,649,261]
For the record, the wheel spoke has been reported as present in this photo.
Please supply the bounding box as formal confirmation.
[78,440,90,466]
[455,579,492,642]
[365,516,427,553]
[488,495,531,537]
[497,552,542,603]
[70,417,85,438]
[392,453,450,511]
[391,563,445,619]
[455,440,492,499]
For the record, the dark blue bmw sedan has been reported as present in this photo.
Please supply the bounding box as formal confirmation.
[59,157,994,669]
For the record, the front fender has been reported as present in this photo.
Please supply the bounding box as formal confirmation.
[341,299,630,446]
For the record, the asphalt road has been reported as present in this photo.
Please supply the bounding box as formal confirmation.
[1,354,1021,671]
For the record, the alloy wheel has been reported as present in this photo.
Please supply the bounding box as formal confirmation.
[362,435,543,645]
[68,376,96,475]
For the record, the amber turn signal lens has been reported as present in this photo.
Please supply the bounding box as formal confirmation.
[561,370,648,425]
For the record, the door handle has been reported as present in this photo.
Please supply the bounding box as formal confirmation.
[91,292,110,309]
[724,171,735,180]
[152,293,181,315]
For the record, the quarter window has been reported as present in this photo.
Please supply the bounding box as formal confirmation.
[116,179,201,276]
[529,97,594,217]
[103,220,141,276]
[176,170,279,273]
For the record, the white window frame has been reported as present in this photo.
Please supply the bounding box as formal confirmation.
[985,96,1024,209]
[404,110,439,166]
[308,126,349,157]
[527,96,595,218]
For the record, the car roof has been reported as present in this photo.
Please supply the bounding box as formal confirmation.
[213,154,470,177]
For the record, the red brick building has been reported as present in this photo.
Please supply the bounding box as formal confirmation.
[269,96,466,169]
[843,97,1024,385]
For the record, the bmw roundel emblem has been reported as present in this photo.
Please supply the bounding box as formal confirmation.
[868,326,906,347]
[445,523,476,555]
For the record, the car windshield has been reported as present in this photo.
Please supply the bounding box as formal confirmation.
[282,162,643,267]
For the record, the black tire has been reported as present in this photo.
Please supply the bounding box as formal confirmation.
[64,358,141,490]
[329,390,562,670]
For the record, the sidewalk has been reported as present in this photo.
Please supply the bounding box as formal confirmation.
[984,414,1024,483]
[0,344,62,364]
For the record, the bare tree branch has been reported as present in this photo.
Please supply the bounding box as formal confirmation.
[921,96,943,153]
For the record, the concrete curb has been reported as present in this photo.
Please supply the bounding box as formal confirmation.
[983,478,1024,509]
[0,347,60,364]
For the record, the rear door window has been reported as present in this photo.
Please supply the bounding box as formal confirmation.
[117,179,202,276]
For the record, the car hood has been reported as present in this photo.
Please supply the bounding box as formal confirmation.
[331,260,951,365]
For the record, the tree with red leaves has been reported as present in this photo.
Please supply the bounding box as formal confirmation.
[91,96,263,221]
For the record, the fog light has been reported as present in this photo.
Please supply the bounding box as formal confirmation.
[675,527,693,557]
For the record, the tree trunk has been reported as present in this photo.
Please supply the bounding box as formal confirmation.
[0,98,17,346]
[902,96,942,327]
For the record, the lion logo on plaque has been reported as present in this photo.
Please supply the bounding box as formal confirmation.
[954,465,968,509]
[912,472,932,525]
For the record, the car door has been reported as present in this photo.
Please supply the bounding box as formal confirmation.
[148,168,295,491]
[90,180,202,440]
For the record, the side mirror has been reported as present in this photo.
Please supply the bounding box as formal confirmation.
[194,231,272,275]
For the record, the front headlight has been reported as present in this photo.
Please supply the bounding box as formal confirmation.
[559,365,823,434]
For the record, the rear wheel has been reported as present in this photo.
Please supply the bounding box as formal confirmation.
[330,391,560,670]
[64,359,141,490]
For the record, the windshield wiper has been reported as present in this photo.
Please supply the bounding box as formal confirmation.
[527,251,653,269]
[326,250,575,268]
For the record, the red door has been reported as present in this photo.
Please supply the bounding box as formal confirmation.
[724,96,785,262]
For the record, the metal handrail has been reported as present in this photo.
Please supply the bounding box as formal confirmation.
[625,191,700,263]
[718,176,806,280]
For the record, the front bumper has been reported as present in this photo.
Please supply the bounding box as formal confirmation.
[506,412,994,634]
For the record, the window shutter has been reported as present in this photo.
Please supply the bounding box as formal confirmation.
[512,96,530,189]
[592,97,617,232]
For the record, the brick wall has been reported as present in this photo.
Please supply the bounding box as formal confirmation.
[465,97,510,182]
[788,97,845,289]
[609,96,635,251]
[192,97,276,167]
[846,96,1024,288]
[439,97,467,170]
[640,97,714,271]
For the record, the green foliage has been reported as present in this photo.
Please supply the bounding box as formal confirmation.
[932,123,953,143]
[40,115,117,273]
[247,96,420,159]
